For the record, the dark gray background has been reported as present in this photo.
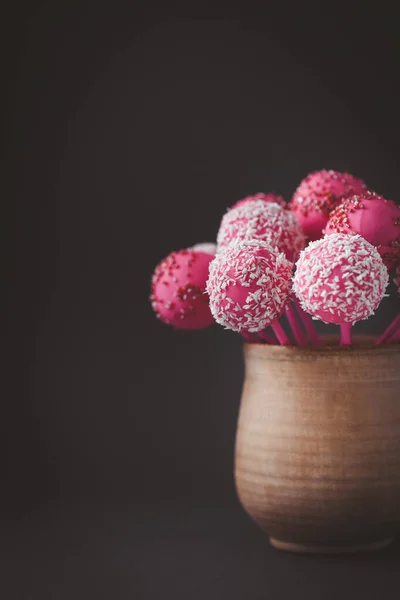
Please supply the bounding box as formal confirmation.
[2,1,400,598]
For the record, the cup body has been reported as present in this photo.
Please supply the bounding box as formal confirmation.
[234,338,400,553]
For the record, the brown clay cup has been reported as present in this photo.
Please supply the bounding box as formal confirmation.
[234,337,400,554]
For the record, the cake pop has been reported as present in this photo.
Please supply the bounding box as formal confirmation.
[150,249,214,330]
[376,264,400,345]
[290,169,366,242]
[293,233,389,345]
[217,199,305,262]
[325,191,400,271]
[207,239,293,344]
[189,242,217,255]
[231,192,286,210]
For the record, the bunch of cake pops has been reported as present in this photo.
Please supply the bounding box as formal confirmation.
[150,171,400,346]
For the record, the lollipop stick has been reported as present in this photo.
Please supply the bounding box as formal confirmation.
[293,298,322,346]
[241,331,258,343]
[271,321,291,346]
[285,305,307,346]
[376,314,400,345]
[340,323,352,346]
[258,330,276,344]
[390,328,400,344]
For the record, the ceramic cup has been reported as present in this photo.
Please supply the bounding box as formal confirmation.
[235,337,400,554]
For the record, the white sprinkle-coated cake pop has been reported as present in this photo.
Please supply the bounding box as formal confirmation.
[293,233,389,325]
[217,199,305,262]
[231,192,286,210]
[206,239,293,333]
[190,242,217,255]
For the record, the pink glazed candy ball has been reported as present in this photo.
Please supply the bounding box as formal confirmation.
[293,233,389,325]
[290,169,367,242]
[231,192,286,210]
[325,191,400,271]
[150,249,214,330]
[206,239,293,333]
[217,199,305,262]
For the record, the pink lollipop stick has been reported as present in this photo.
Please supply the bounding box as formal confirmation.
[241,331,259,343]
[285,304,307,346]
[258,330,276,344]
[376,314,400,345]
[293,298,322,347]
[270,321,291,346]
[377,266,400,344]
[390,328,400,344]
[340,323,352,346]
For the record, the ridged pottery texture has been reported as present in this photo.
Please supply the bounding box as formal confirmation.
[234,338,400,554]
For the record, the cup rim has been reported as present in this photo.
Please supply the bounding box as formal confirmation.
[244,335,400,359]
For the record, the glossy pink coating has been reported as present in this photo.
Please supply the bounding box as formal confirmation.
[325,191,400,271]
[150,249,214,330]
[290,169,367,242]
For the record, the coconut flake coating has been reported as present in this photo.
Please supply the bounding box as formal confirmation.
[325,191,400,271]
[231,192,286,210]
[217,199,305,262]
[293,233,389,325]
[206,239,293,333]
[150,249,214,330]
[290,169,367,242]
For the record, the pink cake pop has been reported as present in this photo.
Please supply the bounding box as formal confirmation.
[151,249,214,330]
[189,242,217,255]
[325,191,400,271]
[290,169,367,242]
[231,192,286,210]
[206,239,293,343]
[293,233,389,345]
[217,199,305,262]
